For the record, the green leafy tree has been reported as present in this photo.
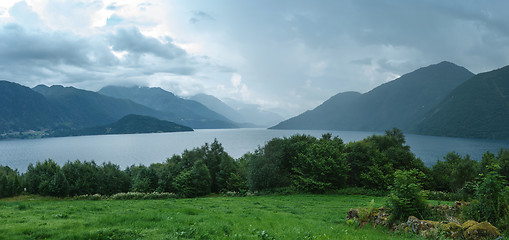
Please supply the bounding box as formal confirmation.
[247,135,315,192]
[431,152,480,192]
[128,165,158,193]
[61,160,100,196]
[48,170,69,197]
[98,162,130,195]
[173,159,212,197]
[24,159,60,195]
[216,154,240,192]
[387,169,429,222]
[291,136,349,192]
[0,166,22,198]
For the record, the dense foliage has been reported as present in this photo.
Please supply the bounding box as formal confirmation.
[2,130,508,206]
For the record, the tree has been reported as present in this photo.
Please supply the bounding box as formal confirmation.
[48,170,69,197]
[431,152,480,192]
[173,159,211,197]
[62,160,100,196]
[98,162,130,195]
[24,159,60,195]
[128,165,158,193]
[291,136,349,192]
[0,166,22,198]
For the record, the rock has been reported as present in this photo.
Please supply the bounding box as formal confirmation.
[463,221,501,240]
[407,216,440,234]
[441,222,462,239]
[462,220,478,231]
[346,208,359,220]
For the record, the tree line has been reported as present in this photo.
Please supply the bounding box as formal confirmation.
[1,128,508,199]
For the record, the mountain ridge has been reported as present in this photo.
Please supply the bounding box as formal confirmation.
[271,61,474,131]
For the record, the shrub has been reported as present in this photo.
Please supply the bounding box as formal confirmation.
[387,169,429,222]
[463,168,509,231]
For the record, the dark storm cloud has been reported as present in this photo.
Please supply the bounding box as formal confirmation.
[0,22,197,88]
[0,23,116,67]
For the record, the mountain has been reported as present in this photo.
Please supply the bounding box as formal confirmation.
[414,65,509,139]
[0,81,57,133]
[98,86,237,129]
[33,85,171,129]
[189,94,244,123]
[223,98,285,127]
[271,61,474,131]
[49,114,192,137]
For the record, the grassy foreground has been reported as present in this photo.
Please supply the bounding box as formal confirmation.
[0,194,423,240]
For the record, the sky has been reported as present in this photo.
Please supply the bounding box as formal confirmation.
[0,0,508,117]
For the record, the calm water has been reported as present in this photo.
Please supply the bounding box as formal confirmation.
[1,128,509,172]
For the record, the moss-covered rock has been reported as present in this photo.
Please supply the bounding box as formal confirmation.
[462,220,478,231]
[463,221,501,240]
[441,222,462,239]
[407,216,440,234]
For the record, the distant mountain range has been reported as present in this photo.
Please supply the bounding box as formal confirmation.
[2,60,508,139]
[34,84,169,129]
[98,86,237,129]
[0,79,276,139]
[189,94,284,127]
[272,61,509,139]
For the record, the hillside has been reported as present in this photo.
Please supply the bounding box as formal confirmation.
[49,114,192,137]
[33,85,171,129]
[98,86,237,129]
[414,65,509,139]
[272,61,474,131]
[0,81,57,133]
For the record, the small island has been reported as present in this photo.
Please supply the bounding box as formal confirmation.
[48,114,193,137]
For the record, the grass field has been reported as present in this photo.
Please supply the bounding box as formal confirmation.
[0,194,425,239]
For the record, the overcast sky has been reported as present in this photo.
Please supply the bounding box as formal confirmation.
[1,0,508,117]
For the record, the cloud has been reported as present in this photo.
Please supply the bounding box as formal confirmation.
[1,0,509,117]
[108,27,185,60]
[189,11,214,24]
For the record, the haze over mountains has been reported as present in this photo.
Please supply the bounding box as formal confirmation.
[98,86,237,129]
[272,61,509,139]
[0,79,282,138]
[189,94,284,127]
[1,61,508,139]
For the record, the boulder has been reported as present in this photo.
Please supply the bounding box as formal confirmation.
[407,216,440,234]
[441,222,462,239]
[463,221,501,240]
[462,220,478,231]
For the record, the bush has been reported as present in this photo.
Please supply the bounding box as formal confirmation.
[463,168,509,231]
[387,169,429,222]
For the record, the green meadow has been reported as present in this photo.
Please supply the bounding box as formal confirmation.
[0,194,426,240]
